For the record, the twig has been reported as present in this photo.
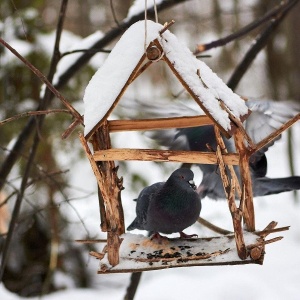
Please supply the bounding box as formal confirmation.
[159,20,175,35]
[0,38,82,122]
[75,239,107,243]
[251,113,300,154]
[194,0,296,54]
[110,0,120,27]
[255,226,290,237]
[9,0,28,40]
[227,0,299,90]
[0,109,71,126]
[61,117,84,139]
[60,48,111,58]
[197,217,232,235]
[55,0,190,91]
[0,128,41,282]
[90,251,105,260]
[0,0,70,282]
[0,169,69,209]
[247,236,284,250]
[0,0,189,193]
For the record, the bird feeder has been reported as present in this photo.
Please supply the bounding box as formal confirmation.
[78,20,298,273]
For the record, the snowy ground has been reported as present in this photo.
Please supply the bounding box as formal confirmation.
[1,123,299,299]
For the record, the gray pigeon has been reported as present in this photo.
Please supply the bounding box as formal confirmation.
[127,168,201,239]
[123,98,300,200]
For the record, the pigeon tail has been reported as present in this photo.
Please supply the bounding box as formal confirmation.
[254,176,300,196]
[127,218,142,231]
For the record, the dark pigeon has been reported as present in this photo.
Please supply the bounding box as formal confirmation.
[124,98,300,200]
[127,168,201,238]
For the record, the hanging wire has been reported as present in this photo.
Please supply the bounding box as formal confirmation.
[144,0,159,52]
[153,0,158,23]
[144,0,148,52]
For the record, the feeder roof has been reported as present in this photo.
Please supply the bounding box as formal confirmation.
[83,20,249,138]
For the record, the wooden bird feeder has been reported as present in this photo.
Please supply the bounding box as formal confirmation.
[78,20,299,273]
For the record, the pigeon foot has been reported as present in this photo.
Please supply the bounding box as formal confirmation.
[180,231,198,239]
[150,232,168,244]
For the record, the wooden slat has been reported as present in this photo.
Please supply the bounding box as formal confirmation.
[108,115,213,132]
[93,148,240,165]
[252,112,300,154]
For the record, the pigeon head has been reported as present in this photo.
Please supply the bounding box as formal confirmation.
[167,168,196,190]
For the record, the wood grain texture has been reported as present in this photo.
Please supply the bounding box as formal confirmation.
[108,115,213,132]
[93,148,240,165]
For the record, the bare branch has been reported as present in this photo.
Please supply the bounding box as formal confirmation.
[110,0,120,27]
[0,0,189,193]
[197,217,233,235]
[0,38,82,122]
[194,0,297,54]
[124,272,143,300]
[227,0,299,90]
[0,0,70,282]
[60,48,111,58]
[0,109,71,126]
[55,0,191,91]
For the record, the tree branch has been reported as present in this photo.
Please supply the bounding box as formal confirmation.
[110,0,120,27]
[0,0,189,193]
[0,0,70,282]
[227,0,299,90]
[54,0,190,91]
[124,272,143,300]
[194,0,296,54]
[0,109,71,126]
[0,38,82,122]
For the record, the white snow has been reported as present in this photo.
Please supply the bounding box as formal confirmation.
[160,30,249,129]
[83,20,249,137]
[39,30,105,98]
[52,30,104,86]
[83,21,163,137]
[126,0,164,21]
[99,232,259,273]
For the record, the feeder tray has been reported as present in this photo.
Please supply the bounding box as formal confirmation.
[97,233,263,273]
[76,20,298,273]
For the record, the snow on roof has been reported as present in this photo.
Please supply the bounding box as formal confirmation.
[83,20,249,137]
[160,31,249,130]
[83,21,163,137]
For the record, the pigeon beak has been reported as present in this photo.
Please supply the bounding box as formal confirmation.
[189,179,196,190]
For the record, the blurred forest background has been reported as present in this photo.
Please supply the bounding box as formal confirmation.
[0,0,299,298]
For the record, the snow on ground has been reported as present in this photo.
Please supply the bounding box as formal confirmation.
[1,121,299,300]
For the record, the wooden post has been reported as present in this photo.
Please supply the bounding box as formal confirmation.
[234,128,255,232]
[79,122,125,266]
[214,127,242,197]
[214,126,247,259]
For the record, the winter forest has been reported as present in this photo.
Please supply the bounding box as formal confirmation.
[1,0,300,299]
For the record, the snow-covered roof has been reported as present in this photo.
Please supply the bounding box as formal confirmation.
[83,20,249,138]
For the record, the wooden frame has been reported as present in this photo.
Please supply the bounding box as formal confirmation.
[79,27,298,272]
